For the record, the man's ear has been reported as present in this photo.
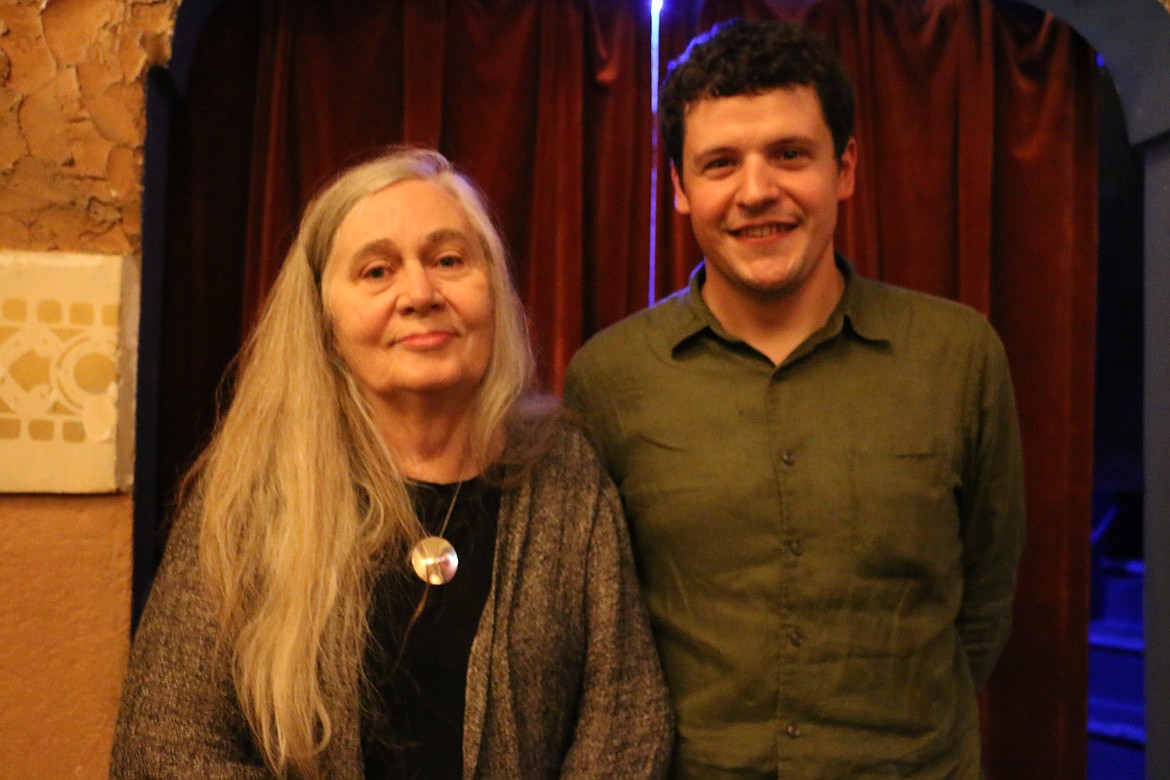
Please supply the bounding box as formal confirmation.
[836,137,858,201]
[671,164,691,215]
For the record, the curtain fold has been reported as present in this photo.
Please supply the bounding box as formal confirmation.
[655,2,1096,777]
[982,8,1097,777]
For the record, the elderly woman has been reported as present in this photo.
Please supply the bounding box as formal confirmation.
[111,148,673,778]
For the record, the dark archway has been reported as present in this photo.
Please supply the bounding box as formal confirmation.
[133,0,251,627]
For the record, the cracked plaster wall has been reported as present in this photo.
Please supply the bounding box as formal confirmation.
[0,1,177,778]
[0,0,173,252]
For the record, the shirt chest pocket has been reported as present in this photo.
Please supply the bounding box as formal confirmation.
[845,430,963,578]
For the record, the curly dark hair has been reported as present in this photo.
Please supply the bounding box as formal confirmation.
[660,18,855,172]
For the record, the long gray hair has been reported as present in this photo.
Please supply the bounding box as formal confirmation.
[189,147,538,777]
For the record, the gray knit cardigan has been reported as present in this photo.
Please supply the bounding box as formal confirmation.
[110,424,673,778]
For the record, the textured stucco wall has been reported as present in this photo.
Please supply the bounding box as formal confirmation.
[0,1,177,778]
[0,494,134,777]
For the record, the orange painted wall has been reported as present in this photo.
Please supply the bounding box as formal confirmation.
[0,1,177,777]
[0,495,132,777]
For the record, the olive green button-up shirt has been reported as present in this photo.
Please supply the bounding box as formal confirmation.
[564,258,1025,779]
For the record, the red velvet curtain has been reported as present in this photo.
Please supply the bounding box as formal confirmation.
[657,2,1097,777]
[161,0,1095,776]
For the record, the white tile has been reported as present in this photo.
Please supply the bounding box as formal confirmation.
[0,251,136,493]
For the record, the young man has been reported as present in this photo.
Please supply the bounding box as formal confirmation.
[564,19,1025,779]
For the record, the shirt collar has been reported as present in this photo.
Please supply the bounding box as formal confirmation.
[665,254,894,355]
[828,255,892,346]
[656,262,733,353]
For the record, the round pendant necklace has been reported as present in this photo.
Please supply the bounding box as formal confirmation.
[408,478,463,585]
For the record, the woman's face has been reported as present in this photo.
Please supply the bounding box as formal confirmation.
[322,179,495,413]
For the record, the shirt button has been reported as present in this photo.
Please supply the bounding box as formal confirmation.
[789,539,803,556]
[789,628,803,647]
[786,723,801,738]
[781,450,796,466]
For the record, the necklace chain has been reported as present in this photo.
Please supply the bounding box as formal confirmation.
[408,478,464,585]
[435,477,462,539]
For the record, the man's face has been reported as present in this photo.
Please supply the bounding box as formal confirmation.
[672,86,856,305]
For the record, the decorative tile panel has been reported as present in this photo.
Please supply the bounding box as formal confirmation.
[0,251,136,493]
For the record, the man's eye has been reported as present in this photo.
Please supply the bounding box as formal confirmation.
[704,158,733,171]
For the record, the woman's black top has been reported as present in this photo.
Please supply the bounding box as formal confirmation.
[362,477,501,779]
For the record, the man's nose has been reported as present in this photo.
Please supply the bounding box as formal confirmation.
[736,157,779,208]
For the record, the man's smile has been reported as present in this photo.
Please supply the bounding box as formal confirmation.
[727,221,799,239]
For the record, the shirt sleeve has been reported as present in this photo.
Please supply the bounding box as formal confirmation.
[563,350,614,473]
[956,327,1027,688]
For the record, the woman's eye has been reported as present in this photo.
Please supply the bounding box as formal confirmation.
[436,254,463,269]
[363,265,391,280]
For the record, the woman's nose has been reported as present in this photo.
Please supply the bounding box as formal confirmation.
[397,261,440,313]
